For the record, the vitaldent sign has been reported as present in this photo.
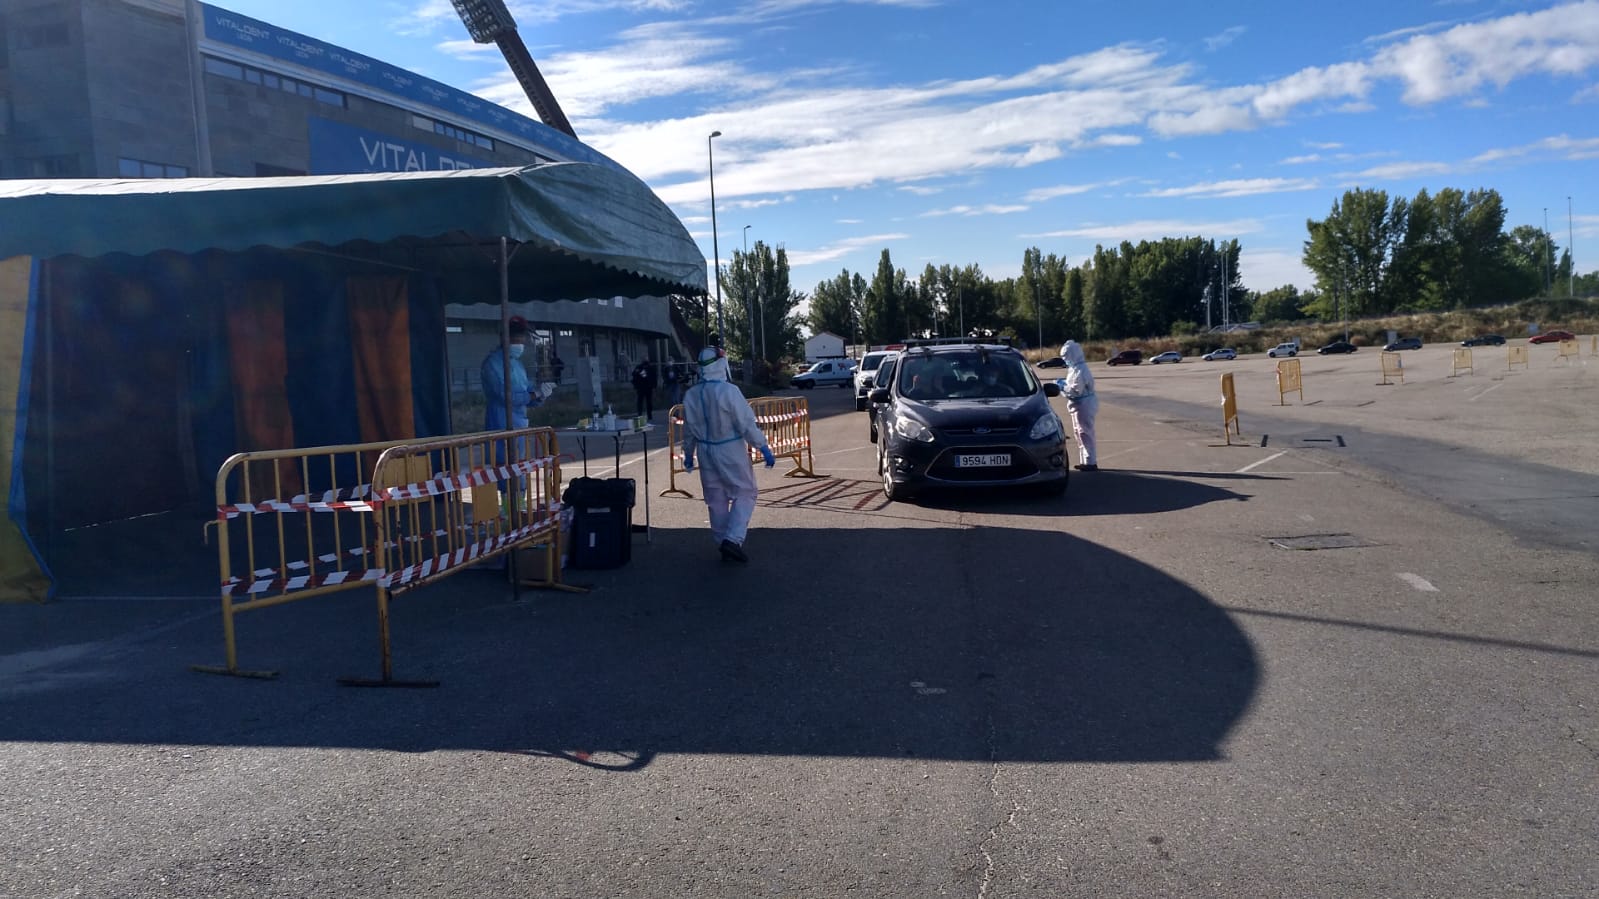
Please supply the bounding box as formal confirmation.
[308,118,490,175]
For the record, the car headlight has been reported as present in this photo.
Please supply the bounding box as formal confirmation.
[1029,413,1063,440]
[893,417,936,443]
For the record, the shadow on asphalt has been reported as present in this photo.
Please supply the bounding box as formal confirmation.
[910,469,1253,518]
[0,523,1259,768]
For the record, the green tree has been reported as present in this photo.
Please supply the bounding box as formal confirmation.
[1303,188,1398,318]
[808,269,859,343]
[1251,285,1305,323]
[725,241,803,364]
[1061,267,1086,340]
[862,249,904,344]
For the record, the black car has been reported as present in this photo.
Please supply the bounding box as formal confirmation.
[1318,340,1357,354]
[870,342,1068,501]
[1462,334,1506,347]
[1384,337,1422,351]
[1037,356,1066,369]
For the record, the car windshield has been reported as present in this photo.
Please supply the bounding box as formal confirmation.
[860,353,886,371]
[896,350,1036,400]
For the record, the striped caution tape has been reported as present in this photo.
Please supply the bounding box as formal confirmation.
[380,511,560,588]
[217,456,555,518]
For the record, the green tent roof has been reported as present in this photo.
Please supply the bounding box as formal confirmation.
[0,163,706,301]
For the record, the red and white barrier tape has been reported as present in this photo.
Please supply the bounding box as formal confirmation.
[380,513,559,588]
[218,456,554,518]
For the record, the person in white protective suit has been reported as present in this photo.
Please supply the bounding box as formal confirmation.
[681,346,777,562]
[1060,340,1099,471]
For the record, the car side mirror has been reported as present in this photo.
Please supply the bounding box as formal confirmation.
[1043,382,1061,397]
[869,388,890,403]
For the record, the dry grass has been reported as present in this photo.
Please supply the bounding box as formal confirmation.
[1025,297,1599,363]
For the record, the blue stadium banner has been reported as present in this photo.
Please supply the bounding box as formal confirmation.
[308,118,491,174]
[199,3,618,171]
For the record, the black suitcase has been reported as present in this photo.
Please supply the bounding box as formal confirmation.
[563,477,634,569]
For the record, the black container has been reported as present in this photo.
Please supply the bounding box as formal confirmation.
[563,477,634,569]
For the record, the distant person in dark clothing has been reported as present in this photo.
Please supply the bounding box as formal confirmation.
[631,360,659,418]
[550,352,565,384]
[664,362,683,407]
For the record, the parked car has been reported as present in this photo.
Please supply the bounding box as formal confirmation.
[1037,356,1067,369]
[871,342,1068,501]
[1461,334,1506,347]
[1267,343,1299,358]
[1149,351,1183,364]
[1201,348,1237,361]
[1529,330,1576,344]
[866,355,899,443]
[1384,337,1423,351]
[1317,340,1357,355]
[853,350,895,411]
[1106,349,1143,366]
[791,358,854,389]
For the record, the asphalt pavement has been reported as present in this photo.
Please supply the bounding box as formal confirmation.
[2,374,1596,898]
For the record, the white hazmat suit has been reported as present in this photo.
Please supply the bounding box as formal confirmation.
[1060,341,1098,470]
[681,348,775,561]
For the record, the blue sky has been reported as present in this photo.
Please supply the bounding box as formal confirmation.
[222,0,1599,297]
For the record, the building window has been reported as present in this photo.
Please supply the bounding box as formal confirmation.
[416,115,493,151]
[17,22,68,50]
[119,157,188,178]
[254,162,306,177]
[25,155,79,177]
[203,57,243,80]
[201,55,345,108]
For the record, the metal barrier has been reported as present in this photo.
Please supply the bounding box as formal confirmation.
[1276,359,1303,405]
[1508,345,1529,370]
[1592,335,1597,356]
[1450,348,1473,377]
[660,404,694,498]
[196,427,574,684]
[1378,351,1405,386]
[661,395,824,498]
[747,396,823,479]
[1220,373,1242,445]
[1556,339,1580,364]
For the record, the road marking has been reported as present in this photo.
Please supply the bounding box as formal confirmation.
[819,445,871,456]
[1468,383,1503,402]
[1237,451,1287,473]
[1397,572,1439,593]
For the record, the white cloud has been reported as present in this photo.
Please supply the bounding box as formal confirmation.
[1140,178,1320,198]
[898,185,943,196]
[787,232,909,267]
[1024,180,1122,202]
[1345,160,1455,180]
[1026,218,1266,242]
[1281,153,1322,164]
[1085,133,1142,147]
[1148,103,1256,137]
[1307,141,1343,150]
[921,204,1030,217]
[836,218,863,224]
[1204,26,1247,52]
[1473,134,1599,163]
[1240,248,1314,292]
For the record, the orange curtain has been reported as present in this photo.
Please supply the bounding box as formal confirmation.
[346,275,415,446]
[225,281,300,499]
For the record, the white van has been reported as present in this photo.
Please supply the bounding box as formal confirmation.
[1267,342,1299,358]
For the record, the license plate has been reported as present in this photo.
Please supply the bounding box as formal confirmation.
[955,453,1011,468]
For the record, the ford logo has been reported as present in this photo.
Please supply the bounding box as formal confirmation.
[974,426,991,434]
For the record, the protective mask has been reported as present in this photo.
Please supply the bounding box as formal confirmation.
[509,343,526,359]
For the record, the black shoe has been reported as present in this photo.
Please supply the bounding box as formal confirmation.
[1074,464,1099,471]
[719,540,749,563]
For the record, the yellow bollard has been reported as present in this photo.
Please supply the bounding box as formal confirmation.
[1507,345,1528,371]
[1450,348,1473,377]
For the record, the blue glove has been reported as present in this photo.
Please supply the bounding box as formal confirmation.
[760,445,776,468]
[682,452,694,473]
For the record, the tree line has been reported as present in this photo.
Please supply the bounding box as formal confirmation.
[675,185,1594,360]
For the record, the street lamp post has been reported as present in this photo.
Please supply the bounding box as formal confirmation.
[743,225,754,380]
[1569,196,1576,297]
[708,131,723,341]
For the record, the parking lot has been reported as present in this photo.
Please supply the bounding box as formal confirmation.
[2,349,1597,898]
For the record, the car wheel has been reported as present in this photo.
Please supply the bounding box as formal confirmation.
[879,445,905,502]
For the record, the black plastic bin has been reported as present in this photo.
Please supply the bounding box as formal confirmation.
[563,477,635,569]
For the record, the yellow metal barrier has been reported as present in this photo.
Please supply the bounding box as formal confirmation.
[1377,351,1405,386]
[1591,335,1597,356]
[1556,339,1580,364]
[1450,348,1473,377]
[1220,373,1242,445]
[1275,358,1303,405]
[196,427,573,683]
[1508,345,1529,370]
[748,396,823,479]
[660,404,693,498]
[662,396,824,497]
